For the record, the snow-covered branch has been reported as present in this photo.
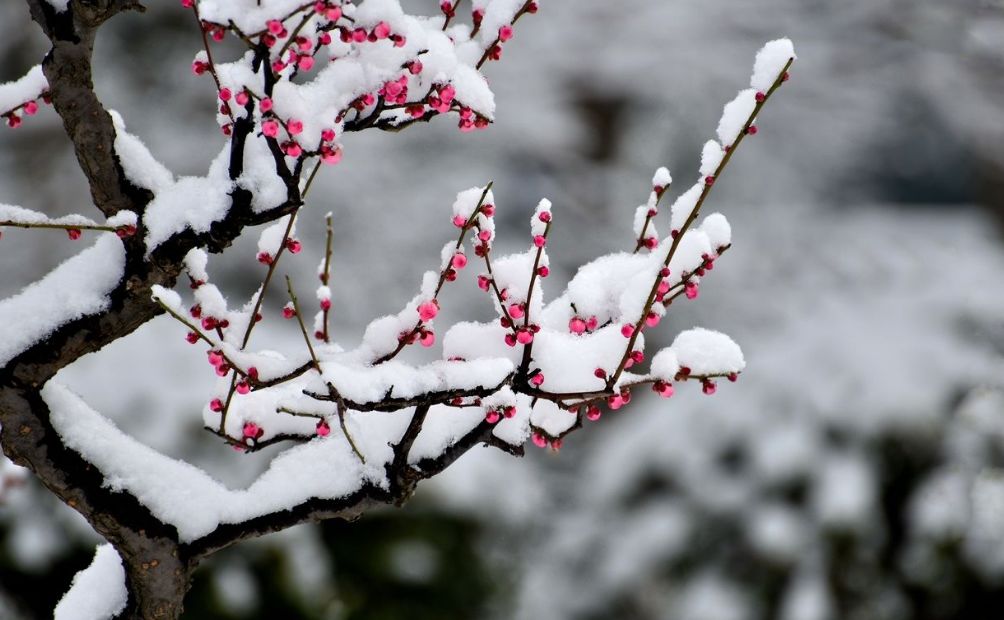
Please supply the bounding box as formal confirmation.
[0,1,797,618]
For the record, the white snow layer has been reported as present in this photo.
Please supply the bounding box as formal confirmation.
[0,65,46,113]
[751,38,796,93]
[44,384,388,542]
[53,544,127,620]
[0,235,125,367]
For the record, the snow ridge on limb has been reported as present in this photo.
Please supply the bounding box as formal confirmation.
[0,65,48,129]
[151,39,794,458]
[53,544,127,620]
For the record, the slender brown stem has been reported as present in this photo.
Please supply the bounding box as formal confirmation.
[607,59,793,390]
[0,220,116,233]
[372,183,493,365]
[285,275,320,369]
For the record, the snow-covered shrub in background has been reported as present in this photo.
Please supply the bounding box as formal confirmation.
[0,0,794,617]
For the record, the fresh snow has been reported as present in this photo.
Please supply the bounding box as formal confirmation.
[53,544,127,620]
[0,236,125,367]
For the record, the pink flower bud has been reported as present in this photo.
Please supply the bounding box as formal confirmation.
[287,119,303,135]
[537,265,549,278]
[321,128,336,142]
[283,141,302,157]
[439,84,456,104]
[529,371,544,385]
[620,324,635,338]
[320,298,331,311]
[260,97,273,112]
[755,91,766,103]
[508,303,524,319]
[477,275,491,291]
[417,300,439,321]
[531,432,547,448]
[586,405,601,421]
[704,175,715,186]
[451,253,467,269]
[452,215,467,228]
[298,55,314,71]
[373,21,391,39]
[516,330,533,345]
[533,235,546,248]
[321,146,342,165]
[202,316,218,330]
[478,229,492,242]
[419,330,436,347]
[261,120,279,138]
[236,381,250,395]
[242,422,261,438]
[569,317,586,334]
[186,331,199,344]
[685,282,699,299]
[282,304,296,319]
[316,420,331,436]
[503,406,517,419]
[267,20,284,35]
[408,60,423,74]
[285,238,302,253]
[499,25,514,42]
[67,228,82,240]
[727,372,739,383]
[702,380,716,395]
[653,381,674,398]
[219,88,232,101]
[257,251,273,265]
[210,398,224,412]
[24,101,38,115]
[504,333,517,347]
[485,410,500,424]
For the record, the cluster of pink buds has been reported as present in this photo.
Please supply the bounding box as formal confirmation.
[501,318,539,347]
[339,22,406,47]
[484,405,517,424]
[3,95,44,129]
[623,350,645,369]
[653,267,672,303]
[568,315,599,335]
[318,128,342,164]
[201,21,226,42]
[531,431,561,451]
[652,380,674,398]
[380,75,410,106]
[457,106,489,133]
[428,84,456,114]
[242,421,264,441]
[207,349,230,377]
[607,389,632,410]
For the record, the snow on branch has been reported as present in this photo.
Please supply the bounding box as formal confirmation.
[44,383,388,542]
[0,65,48,129]
[0,236,125,367]
[53,544,127,620]
[142,37,795,457]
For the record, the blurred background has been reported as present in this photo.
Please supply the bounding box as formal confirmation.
[3,0,1004,618]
